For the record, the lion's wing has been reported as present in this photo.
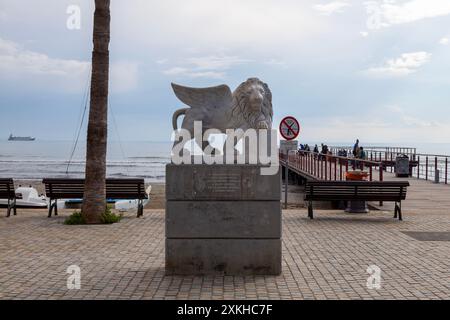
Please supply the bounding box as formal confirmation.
[171,83,233,110]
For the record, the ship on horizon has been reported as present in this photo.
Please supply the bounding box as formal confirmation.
[8,134,36,141]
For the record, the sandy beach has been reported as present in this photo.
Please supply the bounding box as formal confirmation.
[14,179,166,210]
[13,179,309,211]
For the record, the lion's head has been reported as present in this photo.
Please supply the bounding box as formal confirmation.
[230,78,273,129]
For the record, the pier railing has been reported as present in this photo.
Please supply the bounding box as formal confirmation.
[280,151,384,182]
[414,154,449,184]
[330,146,417,161]
[329,146,449,185]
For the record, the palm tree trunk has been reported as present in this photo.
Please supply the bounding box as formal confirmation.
[82,0,110,224]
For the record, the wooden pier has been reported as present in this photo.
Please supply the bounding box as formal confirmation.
[280,151,385,183]
[280,150,450,212]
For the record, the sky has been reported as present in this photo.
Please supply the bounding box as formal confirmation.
[0,0,449,144]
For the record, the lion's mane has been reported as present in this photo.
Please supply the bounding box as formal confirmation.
[229,78,273,129]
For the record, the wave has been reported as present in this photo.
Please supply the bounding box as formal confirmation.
[128,156,170,160]
[0,159,169,164]
[109,173,165,179]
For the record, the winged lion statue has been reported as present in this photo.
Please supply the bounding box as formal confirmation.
[171,77,273,153]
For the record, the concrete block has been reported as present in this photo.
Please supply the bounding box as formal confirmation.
[166,201,281,238]
[166,239,281,275]
[280,140,298,155]
[166,164,281,201]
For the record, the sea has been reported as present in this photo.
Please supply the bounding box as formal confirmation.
[1,140,449,181]
[0,140,172,182]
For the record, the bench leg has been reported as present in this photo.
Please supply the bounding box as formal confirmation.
[6,198,11,218]
[394,202,403,221]
[308,201,314,219]
[48,200,51,217]
[48,200,52,217]
[394,202,398,219]
[137,199,143,218]
[12,198,17,216]
[48,199,56,218]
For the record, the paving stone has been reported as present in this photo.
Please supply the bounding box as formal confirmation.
[0,208,449,299]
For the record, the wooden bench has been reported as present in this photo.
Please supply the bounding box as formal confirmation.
[43,178,148,218]
[0,178,17,217]
[304,181,410,220]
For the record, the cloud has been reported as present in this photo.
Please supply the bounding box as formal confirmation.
[0,37,89,77]
[0,38,139,93]
[186,55,250,71]
[163,67,225,79]
[365,0,450,29]
[110,61,139,93]
[313,1,351,16]
[440,37,449,45]
[264,58,287,67]
[162,55,250,79]
[113,0,322,53]
[299,106,449,143]
[0,37,89,92]
[386,105,435,127]
[364,51,431,77]
[360,31,369,37]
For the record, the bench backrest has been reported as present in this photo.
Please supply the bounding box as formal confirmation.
[305,181,409,201]
[43,178,147,200]
[0,178,15,199]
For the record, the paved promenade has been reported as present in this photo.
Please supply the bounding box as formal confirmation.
[1,187,449,300]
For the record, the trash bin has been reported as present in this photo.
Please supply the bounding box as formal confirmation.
[345,170,369,213]
[395,154,410,177]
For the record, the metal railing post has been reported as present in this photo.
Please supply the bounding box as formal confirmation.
[329,157,332,180]
[321,156,323,179]
[417,156,420,179]
[379,163,383,206]
[390,153,393,173]
[446,157,448,185]
[334,158,337,181]
[435,156,438,182]
[345,161,349,178]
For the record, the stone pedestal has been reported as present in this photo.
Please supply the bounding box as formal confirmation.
[165,164,281,275]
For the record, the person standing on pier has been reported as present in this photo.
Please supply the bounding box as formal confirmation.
[352,139,360,157]
[352,139,360,170]
[359,147,367,160]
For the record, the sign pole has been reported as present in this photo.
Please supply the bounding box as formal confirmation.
[279,116,301,210]
[285,155,289,209]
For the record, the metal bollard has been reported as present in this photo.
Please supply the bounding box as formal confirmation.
[434,169,440,184]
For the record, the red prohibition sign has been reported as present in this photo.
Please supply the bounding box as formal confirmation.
[279,116,300,140]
